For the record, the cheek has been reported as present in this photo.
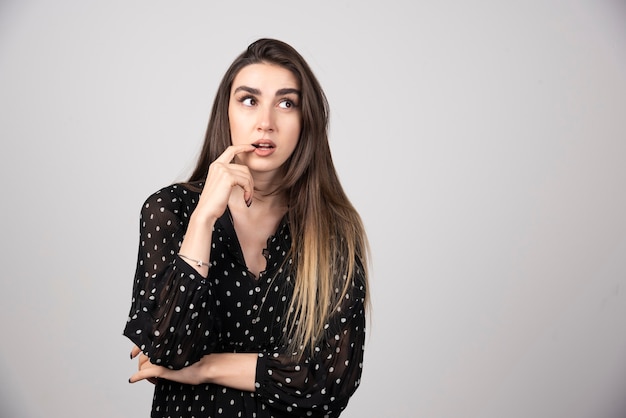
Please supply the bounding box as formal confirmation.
[228,112,245,141]
[289,118,302,141]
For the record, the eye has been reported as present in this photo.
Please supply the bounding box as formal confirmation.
[278,99,296,109]
[239,96,256,107]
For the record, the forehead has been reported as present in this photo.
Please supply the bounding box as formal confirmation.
[231,63,299,92]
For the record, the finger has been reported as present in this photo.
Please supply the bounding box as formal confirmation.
[139,358,161,384]
[138,354,150,370]
[129,369,154,384]
[214,144,256,164]
[129,363,165,384]
[130,345,141,359]
[226,168,255,206]
[210,163,254,206]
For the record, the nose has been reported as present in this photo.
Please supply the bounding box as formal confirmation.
[256,106,274,133]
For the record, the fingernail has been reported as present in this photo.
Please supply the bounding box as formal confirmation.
[128,378,132,383]
[130,352,133,359]
[246,199,252,207]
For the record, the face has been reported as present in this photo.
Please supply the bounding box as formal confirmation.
[228,63,302,177]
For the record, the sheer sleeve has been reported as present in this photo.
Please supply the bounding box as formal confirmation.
[254,266,367,417]
[123,185,218,369]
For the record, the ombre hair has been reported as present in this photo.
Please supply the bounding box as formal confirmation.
[188,38,369,357]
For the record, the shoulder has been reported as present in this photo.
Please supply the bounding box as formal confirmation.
[141,181,203,214]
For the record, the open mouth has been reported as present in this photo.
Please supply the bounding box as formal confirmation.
[251,140,276,150]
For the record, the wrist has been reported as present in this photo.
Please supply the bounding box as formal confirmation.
[179,213,216,274]
[189,210,219,228]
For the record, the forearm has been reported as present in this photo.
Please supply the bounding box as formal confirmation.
[130,352,258,391]
[204,353,258,392]
[178,212,217,276]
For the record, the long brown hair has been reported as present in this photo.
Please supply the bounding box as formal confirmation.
[189,38,369,356]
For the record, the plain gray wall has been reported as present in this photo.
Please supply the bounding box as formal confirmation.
[1,1,625,417]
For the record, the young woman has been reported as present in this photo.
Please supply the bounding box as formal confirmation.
[124,38,369,418]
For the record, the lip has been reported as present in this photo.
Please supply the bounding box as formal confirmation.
[251,139,276,148]
[251,139,276,157]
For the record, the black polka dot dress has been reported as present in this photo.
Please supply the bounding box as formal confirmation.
[123,182,367,418]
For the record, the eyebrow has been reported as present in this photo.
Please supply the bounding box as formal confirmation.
[233,86,301,97]
[276,88,301,97]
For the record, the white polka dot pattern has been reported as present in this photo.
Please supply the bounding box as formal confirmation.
[123,182,366,417]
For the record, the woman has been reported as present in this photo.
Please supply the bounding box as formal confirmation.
[124,38,369,418]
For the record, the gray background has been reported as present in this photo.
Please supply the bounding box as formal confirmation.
[1,1,625,417]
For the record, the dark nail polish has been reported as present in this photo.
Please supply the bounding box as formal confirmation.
[246,199,252,207]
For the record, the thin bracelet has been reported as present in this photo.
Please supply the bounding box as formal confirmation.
[178,253,209,268]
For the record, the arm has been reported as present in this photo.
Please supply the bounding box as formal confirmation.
[123,186,218,369]
[130,282,366,409]
[129,264,368,417]
[123,145,256,369]
[175,144,256,277]
[130,351,258,392]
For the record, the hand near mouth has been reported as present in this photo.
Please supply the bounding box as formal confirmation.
[175,144,255,276]
[195,144,257,222]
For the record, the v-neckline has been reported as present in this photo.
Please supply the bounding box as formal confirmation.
[220,206,287,280]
